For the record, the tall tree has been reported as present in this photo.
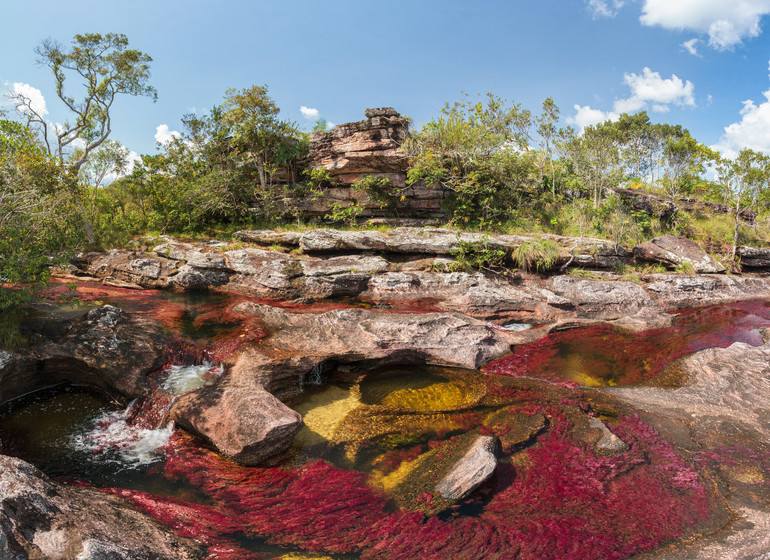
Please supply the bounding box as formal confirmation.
[717,149,770,258]
[11,33,156,244]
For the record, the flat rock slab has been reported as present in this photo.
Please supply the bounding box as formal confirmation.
[232,302,522,371]
[171,379,303,466]
[0,456,203,560]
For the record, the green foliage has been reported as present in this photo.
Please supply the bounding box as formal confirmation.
[512,239,560,272]
[325,201,365,226]
[568,268,601,280]
[352,175,400,214]
[448,237,508,272]
[674,261,696,275]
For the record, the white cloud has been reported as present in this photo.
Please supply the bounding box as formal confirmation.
[681,38,701,56]
[640,0,770,50]
[155,124,181,145]
[587,0,625,18]
[567,104,617,130]
[568,67,695,131]
[325,121,336,130]
[300,106,319,119]
[713,89,770,157]
[12,82,47,116]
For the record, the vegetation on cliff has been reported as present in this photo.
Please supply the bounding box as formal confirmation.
[4,32,770,307]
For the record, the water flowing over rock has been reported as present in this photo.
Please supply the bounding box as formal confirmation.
[633,235,726,273]
[0,456,203,559]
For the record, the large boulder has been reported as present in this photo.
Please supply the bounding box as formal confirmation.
[170,377,303,466]
[737,246,770,269]
[1,306,169,403]
[548,276,662,320]
[0,456,203,559]
[633,235,725,273]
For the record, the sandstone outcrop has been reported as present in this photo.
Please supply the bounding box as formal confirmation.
[633,235,726,273]
[302,108,448,218]
[434,435,499,500]
[0,456,203,559]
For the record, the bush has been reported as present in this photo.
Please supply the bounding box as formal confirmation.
[512,239,560,272]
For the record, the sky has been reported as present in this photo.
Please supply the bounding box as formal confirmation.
[3,0,770,161]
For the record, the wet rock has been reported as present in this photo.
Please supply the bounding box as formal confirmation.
[485,410,547,451]
[171,378,303,466]
[303,273,371,298]
[633,235,725,273]
[374,432,497,514]
[0,455,203,559]
[14,305,170,401]
[587,417,630,456]
[435,435,499,500]
[610,308,674,332]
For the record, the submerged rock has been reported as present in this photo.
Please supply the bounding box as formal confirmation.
[0,455,203,559]
[0,305,169,403]
[435,435,499,500]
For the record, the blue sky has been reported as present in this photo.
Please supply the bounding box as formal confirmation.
[3,0,770,160]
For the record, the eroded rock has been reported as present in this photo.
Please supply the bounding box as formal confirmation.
[435,435,499,500]
[171,377,303,466]
[0,456,203,559]
[634,235,725,273]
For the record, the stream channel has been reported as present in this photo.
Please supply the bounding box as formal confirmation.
[3,283,770,559]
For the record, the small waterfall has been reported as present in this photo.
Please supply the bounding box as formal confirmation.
[71,362,222,468]
[301,361,328,390]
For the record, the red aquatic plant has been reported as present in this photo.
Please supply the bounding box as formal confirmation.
[108,411,712,560]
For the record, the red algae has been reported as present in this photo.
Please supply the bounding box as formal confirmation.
[107,412,712,560]
[484,300,770,386]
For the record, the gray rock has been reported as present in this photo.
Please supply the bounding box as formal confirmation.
[737,246,770,269]
[435,435,499,500]
[300,255,389,277]
[0,456,203,559]
[587,417,629,456]
[633,235,725,273]
[549,276,661,320]
[233,229,303,246]
[169,264,230,289]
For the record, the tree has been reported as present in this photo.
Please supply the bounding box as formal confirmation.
[0,119,79,309]
[563,123,621,208]
[219,84,304,191]
[11,33,156,244]
[659,133,716,205]
[717,149,770,258]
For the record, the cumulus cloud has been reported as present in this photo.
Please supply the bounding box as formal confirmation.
[640,0,770,50]
[713,90,770,157]
[300,106,319,119]
[326,121,336,130]
[681,38,701,56]
[155,124,181,145]
[11,82,47,116]
[586,0,625,18]
[568,67,695,130]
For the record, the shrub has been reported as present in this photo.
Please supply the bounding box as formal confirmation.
[512,239,560,272]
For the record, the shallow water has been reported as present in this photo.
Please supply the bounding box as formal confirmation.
[5,287,770,559]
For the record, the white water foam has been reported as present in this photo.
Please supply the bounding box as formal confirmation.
[71,406,174,467]
[161,362,221,394]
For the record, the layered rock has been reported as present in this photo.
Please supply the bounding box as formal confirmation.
[303,108,448,218]
[0,456,203,559]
